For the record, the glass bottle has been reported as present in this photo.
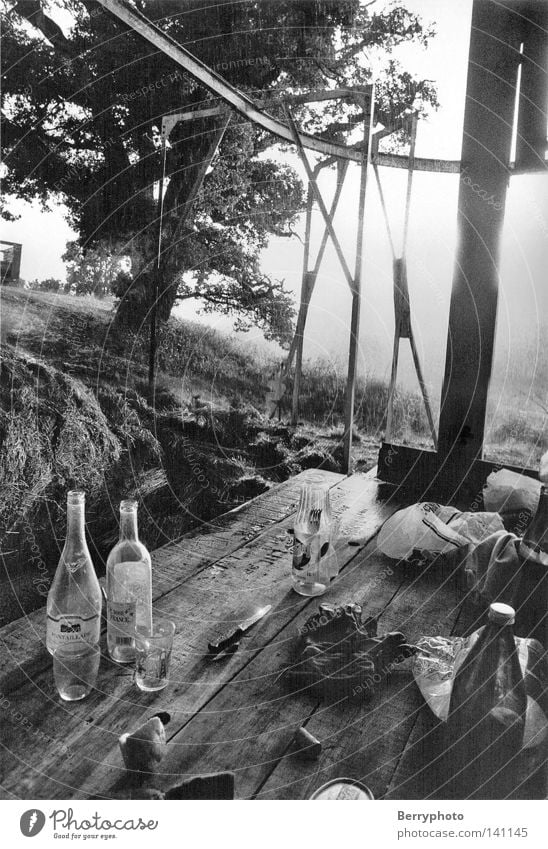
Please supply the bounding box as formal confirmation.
[446,603,526,799]
[291,482,332,596]
[106,500,152,663]
[516,485,548,645]
[46,491,102,654]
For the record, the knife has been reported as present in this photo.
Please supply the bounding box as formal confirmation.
[207,605,272,655]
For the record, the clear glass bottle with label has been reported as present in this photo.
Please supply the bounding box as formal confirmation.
[46,491,102,654]
[106,500,152,663]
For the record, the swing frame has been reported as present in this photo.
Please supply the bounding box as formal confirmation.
[98,0,547,493]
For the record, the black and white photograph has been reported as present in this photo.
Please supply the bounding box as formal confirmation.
[0,0,547,841]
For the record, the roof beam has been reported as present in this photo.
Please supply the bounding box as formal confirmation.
[95,0,462,174]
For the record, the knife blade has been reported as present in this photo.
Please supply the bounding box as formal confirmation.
[207,605,272,655]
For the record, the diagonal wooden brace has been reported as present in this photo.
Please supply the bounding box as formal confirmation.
[284,105,357,296]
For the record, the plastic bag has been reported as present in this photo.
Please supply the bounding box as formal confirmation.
[483,468,540,516]
[413,632,548,758]
[376,503,504,560]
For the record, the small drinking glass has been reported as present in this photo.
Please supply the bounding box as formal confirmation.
[53,642,100,701]
[135,619,176,692]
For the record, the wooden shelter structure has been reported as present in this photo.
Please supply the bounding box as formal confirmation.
[0,241,22,284]
[96,0,547,495]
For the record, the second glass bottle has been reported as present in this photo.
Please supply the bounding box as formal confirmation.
[106,500,152,663]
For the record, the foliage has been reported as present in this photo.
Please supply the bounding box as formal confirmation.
[2,0,438,340]
[28,277,63,292]
[63,240,128,298]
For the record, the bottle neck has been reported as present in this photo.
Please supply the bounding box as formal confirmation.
[66,502,86,548]
[119,509,139,542]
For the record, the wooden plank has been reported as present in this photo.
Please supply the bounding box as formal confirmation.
[0,471,343,695]
[105,532,406,801]
[0,473,394,799]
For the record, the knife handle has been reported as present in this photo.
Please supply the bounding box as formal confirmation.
[208,626,243,654]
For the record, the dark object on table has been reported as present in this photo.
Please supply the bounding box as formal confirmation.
[165,771,235,799]
[207,604,272,656]
[281,602,418,701]
[293,726,322,760]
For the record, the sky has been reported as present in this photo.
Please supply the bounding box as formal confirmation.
[2,0,547,428]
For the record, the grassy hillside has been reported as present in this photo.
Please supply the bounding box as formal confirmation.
[0,287,381,624]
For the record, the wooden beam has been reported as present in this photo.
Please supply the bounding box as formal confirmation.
[515,1,548,171]
[284,105,357,295]
[438,0,522,496]
[171,112,232,243]
[289,160,349,424]
[95,0,368,163]
[342,94,376,474]
[375,153,461,173]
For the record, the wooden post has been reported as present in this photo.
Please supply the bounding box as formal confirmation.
[438,0,522,493]
[289,160,349,424]
[148,113,230,402]
[291,185,314,425]
[515,1,548,172]
[283,106,356,295]
[148,135,167,401]
[342,91,375,474]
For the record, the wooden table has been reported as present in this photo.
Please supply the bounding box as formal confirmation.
[0,469,511,800]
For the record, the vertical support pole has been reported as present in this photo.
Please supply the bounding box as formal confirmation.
[342,89,375,474]
[148,112,231,404]
[438,0,522,494]
[148,136,167,403]
[291,186,314,425]
[289,159,349,424]
[515,1,548,171]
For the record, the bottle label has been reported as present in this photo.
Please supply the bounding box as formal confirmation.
[292,537,307,571]
[64,559,87,575]
[47,614,99,649]
[107,601,137,646]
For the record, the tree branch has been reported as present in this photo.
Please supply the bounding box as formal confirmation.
[14,1,73,54]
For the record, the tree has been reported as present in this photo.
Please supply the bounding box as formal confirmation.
[1,0,438,343]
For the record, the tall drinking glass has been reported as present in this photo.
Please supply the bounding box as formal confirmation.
[291,481,333,596]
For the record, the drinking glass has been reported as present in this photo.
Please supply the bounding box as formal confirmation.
[292,480,334,596]
[135,618,176,692]
[53,642,100,701]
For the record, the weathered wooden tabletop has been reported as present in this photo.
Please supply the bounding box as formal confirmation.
[0,468,481,800]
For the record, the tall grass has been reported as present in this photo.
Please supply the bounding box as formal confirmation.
[295,358,432,442]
